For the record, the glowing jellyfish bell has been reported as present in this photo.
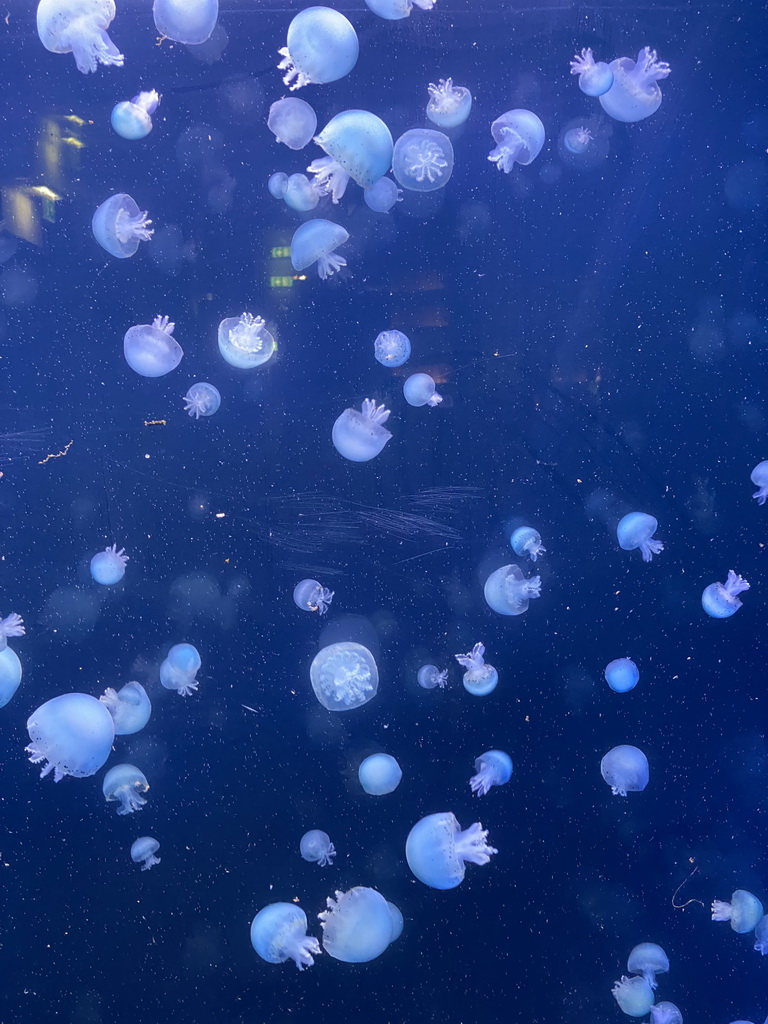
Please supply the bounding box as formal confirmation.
[392,129,454,192]
[26,693,115,781]
[332,399,392,462]
[218,313,276,369]
[36,0,124,74]
[111,91,160,140]
[291,219,349,280]
[92,193,154,258]
[124,316,183,377]
[310,641,378,710]
[278,7,359,91]
[488,110,545,173]
[153,0,218,45]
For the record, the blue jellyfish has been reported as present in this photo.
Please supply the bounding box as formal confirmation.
[702,570,749,618]
[510,526,546,562]
[364,177,402,213]
[291,219,349,280]
[563,126,593,154]
[617,512,663,562]
[0,611,24,651]
[387,902,403,942]
[612,976,655,1017]
[650,1004,682,1024]
[309,110,393,201]
[600,744,649,796]
[92,194,154,258]
[131,836,160,870]
[102,763,149,815]
[318,887,393,962]
[293,579,334,615]
[278,7,358,91]
[392,129,454,192]
[268,97,317,150]
[569,48,613,96]
[754,914,768,953]
[153,0,218,44]
[358,753,402,795]
[99,680,151,735]
[37,0,124,73]
[111,90,160,140]
[310,641,378,711]
[488,110,545,172]
[469,750,513,796]
[124,316,183,377]
[282,174,325,212]
[426,79,472,129]
[26,693,115,781]
[417,664,448,689]
[751,460,768,504]
[268,172,289,199]
[604,658,640,693]
[363,0,434,19]
[627,943,669,990]
[183,383,221,419]
[90,543,129,584]
[403,373,442,407]
[484,563,541,615]
[374,330,411,367]
[250,903,321,970]
[160,642,201,697]
[599,48,671,123]
[455,642,497,696]
[300,829,335,866]
[406,812,497,889]
[218,313,276,369]
[712,890,764,933]
[332,399,392,462]
[0,647,22,708]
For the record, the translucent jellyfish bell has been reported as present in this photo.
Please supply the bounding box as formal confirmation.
[183,382,221,419]
[251,903,321,970]
[300,829,335,866]
[364,178,402,213]
[90,543,128,584]
[406,812,497,889]
[510,526,546,562]
[754,914,768,953]
[570,48,613,96]
[650,1003,682,1024]
[124,316,183,377]
[291,219,349,280]
[218,313,276,369]
[278,7,359,91]
[751,460,768,504]
[484,563,541,615]
[0,647,22,708]
[293,579,334,615]
[455,642,497,696]
[310,641,378,711]
[268,172,288,199]
[310,110,394,200]
[99,680,151,735]
[392,129,454,192]
[153,0,218,45]
[358,753,402,795]
[26,693,115,781]
[599,48,671,123]
[469,750,513,797]
[604,658,640,693]
[374,330,411,367]
[563,126,593,154]
[617,512,664,562]
[283,173,324,212]
[364,0,434,18]
[332,399,392,462]
[92,193,154,258]
[627,943,669,991]
[488,110,545,172]
[403,373,442,407]
[600,744,649,796]
[102,763,149,815]
[111,91,160,140]
[612,976,655,1017]
[712,889,764,933]
[417,664,447,689]
[160,642,201,697]
[268,97,317,150]
[36,0,124,74]
[319,887,393,962]
[426,79,472,129]
[131,836,160,870]
[702,570,749,618]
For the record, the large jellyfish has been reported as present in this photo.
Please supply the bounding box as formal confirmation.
[469,750,513,796]
[310,641,378,711]
[612,976,655,1017]
[455,642,497,696]
[278,7,358,91]
[26,693,115,781]
[358,753,402,795]
[153,0,218,45]
[92,194,153,258]
[293,579,334,615]
[617,512,663,561]
[426,79,472,129]
[604,657,640,693]
[319,887,393,962]
[160,642,201,696]
[364,177,402,213]
[406,812,497,889]
[392,129,454,192]
[36,0,124,74]
[250,903,321,970]
[99,680,151,735]
[268,97,317,150]
[332,399,392,462]
[102,763,149,815]
[403,373,442,407]
[750,460,768,504]
[599,48,671,123]
[417,664,448,689]
[510,526,546,562]
[650,1003,682,1024]
[90,543,128,584]
[183,383,221,419]
[300,829,335,866]
[363,0,434,19]
[0,647,22,708]
[600,744,649,796]
[488,110,545,172]
[702,571,749,618]
[374,330,411,367]
[627,943,668,990]
[712,890,764,933]
[218,313,276,369]
[124,316,183,377]
[484,563,541,615]
[290,219,349,280]
[0,611,24,652]
[131,836,160,870]
[570,48,613,96]
[111,91,160,140]
[309,110,393,201]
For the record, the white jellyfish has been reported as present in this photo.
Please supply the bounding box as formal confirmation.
[332,399,392,462]
[37,0,124,74]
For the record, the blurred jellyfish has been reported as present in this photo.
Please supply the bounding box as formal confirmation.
[403,373,442,407]
[183,383,221,419]
[604,658,639,693]
[406,812,497,889]
[702,570,749,618]
[291,219,349,280]
[293,579,334,615]
[309,110,393,201]
[557,117,610,170]
[153,0,218,44]
[319,887,392,962]
[617,512,663,562]
[282,173,325,212]
[488,110,545,172]
[426,79,472,128]
[612,976,655,1017]
[102,763,149,815]
[218,313,276,369]
[0,611,24,652]
[332,399,392,462]
[570,48,613,96]
[100,681,151,735]
[300,829,335,866]
[469,750,513,796]
[600,745,649,796]
[364,177,402,213]
[650,1004,682,1024]
[563,126,592,154]
[36,0,124,73]
[92,194,153,258]
[149,224,195,276]
[268,97,317,150]
[393,129,454,192]
[124,316,183,377]
[374,330,411,367]
[310,641,378,711]
[185,20,227,62]
[510,526,546,562]
[627,943,668,990]
[455,642,497,696]
[1,267,37,307]
[26,693,115,781]
[358,753,402,795]
[0,647,22,708]
[90,543,128,585]
[278,8,358,91]
[111,91,160,140]
[751,460,768,504]
[417,664,447,689]
[251,903,320,970]
[484,563,541,615]
[160,642,201,696]
[268,172,289,199]
[599,48,671,123]
[364,0,434,18]
[753,914,768,953]
[712,890,764,933]
[131,836,160,870]
[387,902,404,942]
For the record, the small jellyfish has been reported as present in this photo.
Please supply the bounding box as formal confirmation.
[310,110,394,200]
[617,512,664,562]
[426,78,472,129]
[627,943,669,991]
[310,641,378,711]
[650,1003,683,1024]
[600,744,649,796]
[363,0,434,19]
[403,373,442,407]
[364,177,402,213]
[124,316,183,377]
[153,0,218,45]
[563,126,593,154]
[469,750,513,797]
[92,193,153,258]
[131,836,160,871]
[510,526,546,562]
[604,658,640,693]
[282,174,325,212]
[599,48,671,123]
[183,383,221,419]
[218,313,276,369]
[488,110,545,172]
[0,611,25,652]
[90,543,128,585]
[332,399,392,462]
[754,914,768,953]
[300,829,335,866]
[251,903,321,970]
[102,763,149,815]
[455,642,498,696]
[392,129,454,192]
[278,7,359,91]
[387,902,404,942]
[0,647,22,708]
[319,887,393,962]
[417,664,447,689]
[268,172,289,199]
[293,579,334,615]
[484,564,541,615]
[291,219,349,280]
[374,330,411,367]
[406,811,497,890]
[612,976,655,1017]
[569,48,613,96]
[99,681,151,735]
[268,97,317,150]
[26,693,115,781]
[36,0,124,74]
[750,460,768,504]
[712,889,764,933]
[160,642,201,697]
[111,90,160,140]
[702,571,750,618]
[358,753,402,795]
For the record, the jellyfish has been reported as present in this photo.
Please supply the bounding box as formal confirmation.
[124,316,182,377]
[90,543,128,584]
[268,97,317,150]
[318,887,393,962]
[612,976,655,1017]
[300,829,335,866]
[332,399,392,462]
[92,194,153,258]
[563,126,593,154]
[569,48,613,96]
[160,642,201,696]
[131,836,160,871]
[702,570,750,618]
[0,611,25,652]
[750,461,768,504]
[455,642,498,696]
[650,1004,682,1024]
[153,0,218,44]
[290,219,349,280]
[0,647,22,708]
[600,744,649,796]
[617,512,664,561]
[364,177,402,213]
[358,753,402,795]
[218,313,276,369]
[36,0,124,74]
[251,903,321,970]
[278,7,359,91]
[712,890,764,933]
[488,110,545,172]
[293,579,334,615]
[309,641,378,711]
[403,373,442,407]
[282,174,325,212]
[417,664,448,689]
[392,129,454,192]
[102,763,149,815]
[426,79,472,129]
[599,48,671,123]
[627,943,669,990]
[26,693,115,781]
[374,330,411,367]
[406,812,497,889]
[510,526,546,562]
[754,914,768,953]
[387,902,404,942]
[484,563,541,615]
[363,0,434,19]
[111,91,160,140]
[99,680,151,735]
[183,383,221,419]
[309,110,394,201]
[469,750,513,797]
[604,658,640,693]
[268,172,289,199]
